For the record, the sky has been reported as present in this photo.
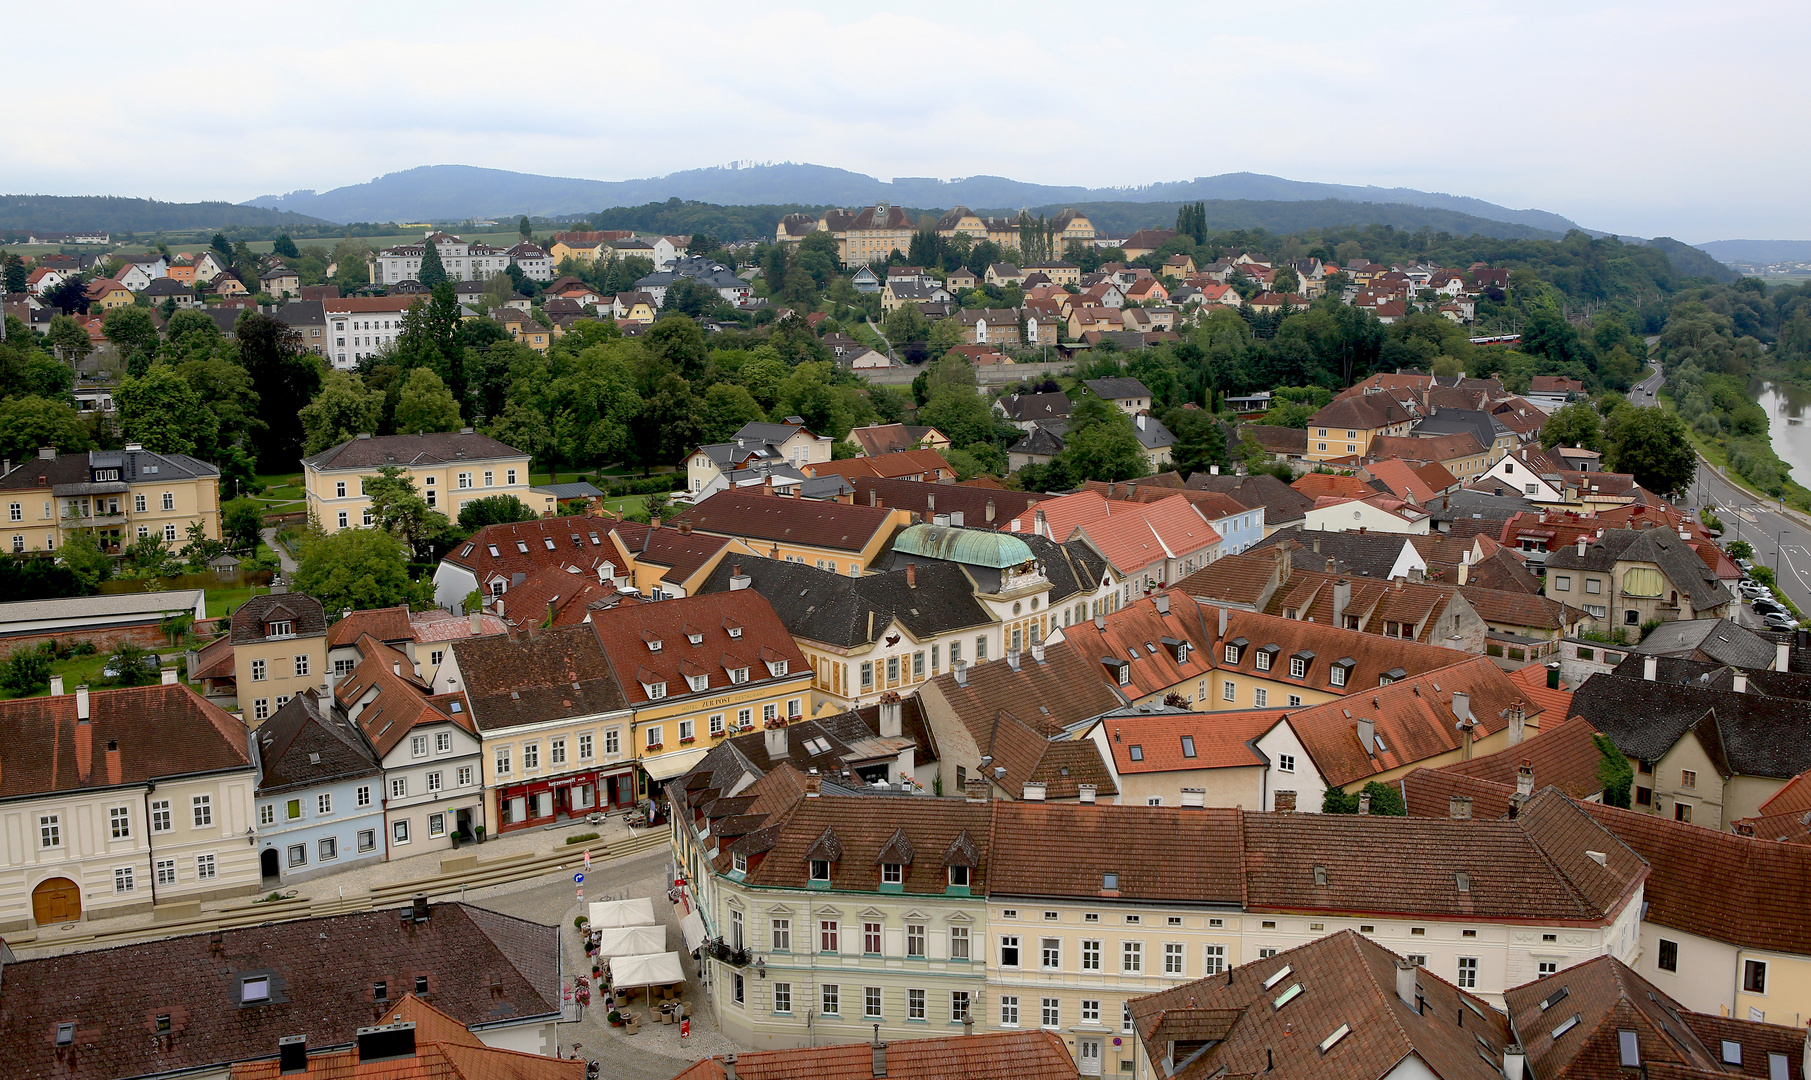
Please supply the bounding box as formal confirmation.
[5,1,1807,242]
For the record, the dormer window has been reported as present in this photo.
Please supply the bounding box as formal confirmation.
[94,468,118,481]
[687,674,708,692]
[882,863,902,884]
[266,620,293,638]
[688,631,704,645]
[1256,645,1277,671]
[645,681,667,699]
[1290,651,1314,679]
[1104,657,1130,685]
[948,865,970,887]
[725,623,743,639]
[767,659,788,677]
[732,851,747,874]
[810,859,831,881]
[645,636,662,652]
[1224,638,1248,664]
[731,667,750,684]
[1330,658,1355,687]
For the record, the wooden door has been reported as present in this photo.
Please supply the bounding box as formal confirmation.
[32,877,81,925]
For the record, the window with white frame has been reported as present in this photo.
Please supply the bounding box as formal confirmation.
[949,925,970,960]
[155,858,176,885]
[196,853,216,879]
[317,793,333,815]
[1082,939,1101,970]
[1042,998,1060,1028]
[1456,957,1478,988]
[495,747,511,774]
[114,866,135,892]
[151,799,171,832]
[1122,940,1143,973]
[109,805,131,839]
[772,982,792,1013]
[436,731,452,753]
[865,986,883,1018]
[951,991,970,1022]
[393,819,410,844]
[770,917,791,951]
[1164,942,1185,974]
[906,922,924,957]
[390,777,407,798]
[1042,938,1061,969]
[1000,995,1019,1026]
[192,795,212,827]
[522,742,539,770]
[412,735,428,757]
[821,984,840,1016]
[1204,943,1226,975]
[578,733,593,759]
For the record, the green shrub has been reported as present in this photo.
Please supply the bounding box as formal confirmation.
[565,832,601,845]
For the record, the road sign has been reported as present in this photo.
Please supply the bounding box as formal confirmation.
[681,1018,690,1039]
[574,872,585,884]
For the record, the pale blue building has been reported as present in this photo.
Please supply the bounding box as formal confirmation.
[1200,500,1266,557]
[253,692,386,884]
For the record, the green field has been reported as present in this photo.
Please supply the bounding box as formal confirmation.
[250,473,306,514]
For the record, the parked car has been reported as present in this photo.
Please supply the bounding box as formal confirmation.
[1753,601,1788,618]
[1763,612,1799,630]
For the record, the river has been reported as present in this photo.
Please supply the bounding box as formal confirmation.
[1755,381,1811,482]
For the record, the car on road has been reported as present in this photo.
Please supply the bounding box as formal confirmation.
[1736,559,1755,572]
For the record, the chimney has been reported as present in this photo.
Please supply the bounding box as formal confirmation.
[1546,662,1561,690]
[1034,508,1048,538]
[1357,789,1371,815]
[1576,535,1587,556]
[355,1023,417,1063]
[765,724,788,759]
[75,684,89,720]
[952,660,968,686]
[1507,703,1525,746]
[1396,958,1418,1008]
[869,488,878,507]
[1210,464,1219,475]
[985,498,995,522]
[950,511,963,526]
[804,774,821,797]
[1356,717,1374,754]
[1022,781,1047,801]
[1031,643,1045,663]
[724,1054,738,1080]
[906,562,917,588]
[411,894,428,922]
[50,674,63,696]
[1516,761,1535,799]
[1502,1044,1526,1080]
[279,1036,308,1074]
[729,564,751,591]
[1449,795,1473,821]
[1218,606,1228,638]
[1643,655,1658,681]
[1452,692,1471,726]
[160,667,178,685]
[393,661,401,677]
[37,446,56,460]
[1136,414,1147,430]
[270,577,288,595]
[1078,783,1097,803]
[1332,578,1351,625]
[1732,671,1748,694]
[878,695,902,737]
[872,1028,888,1077]
[964,777,989,802]
[1777,641,1791,673]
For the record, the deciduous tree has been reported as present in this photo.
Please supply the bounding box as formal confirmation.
[393,367,463,433]
[293,528,431,615]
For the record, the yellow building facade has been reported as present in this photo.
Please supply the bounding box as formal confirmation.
[0,445,220,555]
[302,431,547,533]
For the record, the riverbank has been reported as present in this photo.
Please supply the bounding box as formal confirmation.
[1661,380,1811,513]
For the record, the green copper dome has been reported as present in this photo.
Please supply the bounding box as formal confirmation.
[893,524,1035,569]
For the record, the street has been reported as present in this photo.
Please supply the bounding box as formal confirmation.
[1628,360,1811,622]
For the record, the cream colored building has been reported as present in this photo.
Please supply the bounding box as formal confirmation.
[228,591,331,727]
[0,445,221,555]
[303,430,548,533]
[0,680,259,932]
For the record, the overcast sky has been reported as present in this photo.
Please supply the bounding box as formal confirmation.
[6,1,1805,242]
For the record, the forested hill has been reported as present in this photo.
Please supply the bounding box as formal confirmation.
[0,195,328,233]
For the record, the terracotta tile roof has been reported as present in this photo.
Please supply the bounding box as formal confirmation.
[1172,547,1290,608]
[1459,585,1583,631]
[1129,930,1512,1080]
[1004,488,1110,540]
[1503,954,1804,1080]
[1756,767,1811,818]
[410,607,507,642]
[337,638,474,756]
[1583,798,1811,955]
[326,603,415,647]
[0,904,559,1080]
[1504,662,1578,723]
[1276,654,1542,787]
[673,489,901,553]
[1397,766,1523,820]
[1262,570,1465,647]
[304,431,525,470]
[669,1030,1079,1080]
[0,682,250,798]
[1069,494,1221,576]
[231,993,586,1080]
[192,631,236,679]
[1097,707,1280,773]
[445,624,627,732]
[989,803,1243,903]
[444,515,633,584]
[1244,788,1645,922]
[1079,480,1251,522]
[491,565,632,631]
[929,642,1123,737]
[587,590,807,708]
[1291,472,1376,501]
[1064,592,1217,700]
[1362,457,1440,503]
[805,448,952,483]
[1414,460,1460,491]
[1372,431,1488,464]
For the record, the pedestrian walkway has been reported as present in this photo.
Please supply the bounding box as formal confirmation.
[261,526,299,573]
[13,810,670,958]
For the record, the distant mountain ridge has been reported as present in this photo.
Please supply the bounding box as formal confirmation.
[243,162,1587,234]
[0,194,328,233]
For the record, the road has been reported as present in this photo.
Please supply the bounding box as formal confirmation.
[1628,360,1811,623]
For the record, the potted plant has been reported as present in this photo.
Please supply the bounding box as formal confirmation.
[474,825,486,844]
[574,916,589,931]
[608,1010,623,1027]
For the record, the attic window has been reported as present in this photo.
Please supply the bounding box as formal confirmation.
[1721,1041,1742,1066]
[726,623,743,638]
[645,681,667,700]
[645,637,662,652]
[589,532,601,545]
[687,674,708,693]
[461,544,474,557]
[804,737,833,755]
[1455,872,1471,893]
[1224,638,1248,664]
[1539,986,1570,1011]
[1262,965,1293,990]
[1551,1014,1581,1040]
[767,659,789,677]
[810,859,831,881]
[1101,873,1118,890]
[55,1023,74,1046]
[516,541,529,553]
[544,538,556,550]
[1330,658,1355,687]
[688,631,704,645]
[570,534,582,548]
[487,545,500,557]
[241,977,271,1003]
[1128,746,1143,761]
[1272,983,1303,1011]
[1180,736,1196,758]
[1319,1024,1351,1054]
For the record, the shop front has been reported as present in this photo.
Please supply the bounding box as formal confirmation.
[495,764,638,833]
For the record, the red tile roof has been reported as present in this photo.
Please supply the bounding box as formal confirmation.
[1069,494,1221,576]
[1098,708,1280,772]
[1065,591,1217,700]
[1363,457,1440,504]
[444,625,626,732]
[805,448,952,483]
[990,803,1243,902]
[336,637,474,756]
[1291,472,1375,501]
[673,489,902,553]
[0,683,250,797]
[1506,661,1577,723]
[669,1030,1078,1080]
[587,590,807,708]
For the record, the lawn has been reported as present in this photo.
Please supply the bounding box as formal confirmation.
[250,473,306,515]
[205,584,266,620]
[0,645,184,701]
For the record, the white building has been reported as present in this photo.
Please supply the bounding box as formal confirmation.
[368,232,526,285]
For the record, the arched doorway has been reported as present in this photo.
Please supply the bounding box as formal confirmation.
[260,848,280,880]
[31,877,81,925]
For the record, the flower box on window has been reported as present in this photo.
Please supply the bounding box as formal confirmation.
[646,742,664,752]
[679,736,696,745]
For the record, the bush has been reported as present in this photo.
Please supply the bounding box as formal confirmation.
[565,832,601,845]
[70,640,96,656]
[0,646,53,696]
[605,474,686,499]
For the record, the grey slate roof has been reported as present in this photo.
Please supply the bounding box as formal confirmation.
[1543,527,1728,611]
[0,589,205,627]
[1250,526,1410,578]
[1133,414,1175,450]
[0,447,220,493]
[1083,376,1152,401]
[304,430,525,471]
[1008,422,1067,458]
[1014,532,1113,604]
[255,691,382,797]
[230,592,329,644]
[1411,408,1510,449]
[1570,665,1811,778]
[1628,617,1780,669]
[995,392,1071,422]
[696,559,993,648]
[1425,486,1542,526]
[733,421,810,444]
[1183,471,1314,526]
